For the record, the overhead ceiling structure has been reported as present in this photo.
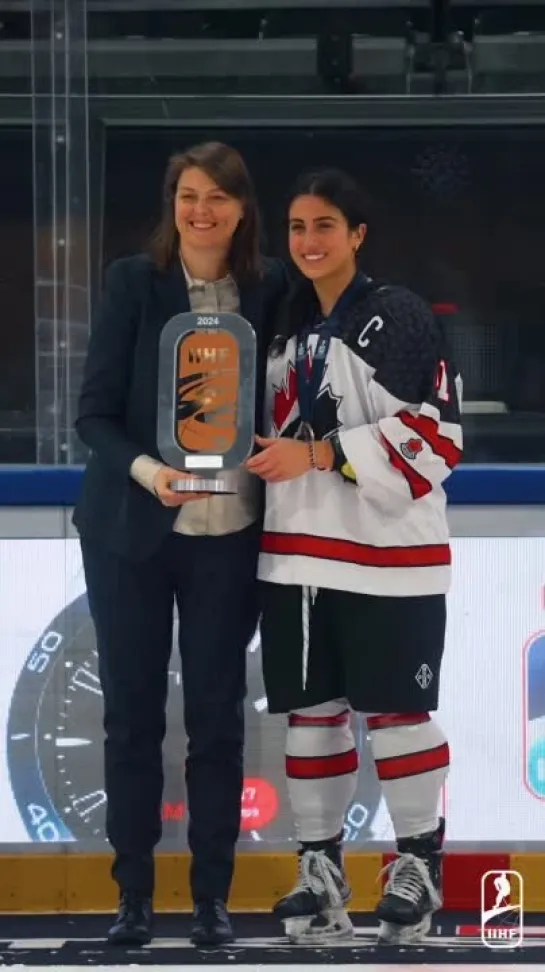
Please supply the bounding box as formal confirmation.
[1,0,544,466]
[1,0,545,103]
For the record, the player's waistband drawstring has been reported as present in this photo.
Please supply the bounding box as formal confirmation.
[301,586,318,690]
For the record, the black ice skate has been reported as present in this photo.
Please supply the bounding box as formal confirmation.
[273,834,353,943]
[375,817,444,944]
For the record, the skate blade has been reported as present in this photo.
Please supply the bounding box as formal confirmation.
[378,912,432,945]
[285,909,354,945]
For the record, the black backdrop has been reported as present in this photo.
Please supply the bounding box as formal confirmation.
[103,125,545,417]
[0,127,34,461]
[2,123,545,460]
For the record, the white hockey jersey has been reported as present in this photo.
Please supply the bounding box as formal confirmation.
[258,279,463,597]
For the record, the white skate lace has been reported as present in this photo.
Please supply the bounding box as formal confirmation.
[378,853,442,910]
[294,850,346,909]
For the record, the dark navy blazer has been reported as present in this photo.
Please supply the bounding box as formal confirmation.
[73,254,287,561]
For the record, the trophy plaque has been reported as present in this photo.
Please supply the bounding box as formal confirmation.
[157,312,256,493]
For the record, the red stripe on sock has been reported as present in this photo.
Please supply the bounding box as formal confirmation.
[286,748,359,780]
[375,742,450,781]
[289,710,350,728]
[367,713,430,731]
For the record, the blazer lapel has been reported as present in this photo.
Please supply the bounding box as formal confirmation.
[151,258,191,326]
[239,280,262,335]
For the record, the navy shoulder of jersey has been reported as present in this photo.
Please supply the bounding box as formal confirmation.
[342,283,450,407]
[342,284,437,366]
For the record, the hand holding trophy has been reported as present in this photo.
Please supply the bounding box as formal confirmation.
[152,466,211,506]
[157,311,256,494]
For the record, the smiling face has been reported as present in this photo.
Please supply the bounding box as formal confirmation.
[288,194,366,283]
[174,166,244,257]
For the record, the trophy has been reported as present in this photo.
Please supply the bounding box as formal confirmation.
[157,311,256,493]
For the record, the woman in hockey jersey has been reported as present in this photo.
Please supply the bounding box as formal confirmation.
[246,169,462,946]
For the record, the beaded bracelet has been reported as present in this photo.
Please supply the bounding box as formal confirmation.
[308,439,333,472]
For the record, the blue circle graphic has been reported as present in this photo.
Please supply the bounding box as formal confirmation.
[528,738,545,798]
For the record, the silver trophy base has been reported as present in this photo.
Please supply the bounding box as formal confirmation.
[171,478,236,495]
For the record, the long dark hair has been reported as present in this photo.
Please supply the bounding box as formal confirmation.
[148,141,262,280]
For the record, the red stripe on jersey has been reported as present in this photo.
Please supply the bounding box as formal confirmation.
[289,710,350,728]
[286,748,359,780]
[380,433,433,500]
[398,411,462,469]
[367,713,430,731]
[260,532,451,568]
[375,742,450,781]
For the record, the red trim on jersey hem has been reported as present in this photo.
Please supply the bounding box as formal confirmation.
[380,433,433,499]
[375,742,450,781]
[289,710,350,728]
[261,532,451,568]
[367,713,430,731]
[398,411,462,469]
[286,749,359,780]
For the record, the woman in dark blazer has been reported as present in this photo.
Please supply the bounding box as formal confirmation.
[73,142,286,947]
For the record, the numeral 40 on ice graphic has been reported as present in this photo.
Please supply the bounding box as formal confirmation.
[481,870,523,949]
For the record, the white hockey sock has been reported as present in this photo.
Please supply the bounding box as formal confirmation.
[286,699,359,843]
[367,713,450,839]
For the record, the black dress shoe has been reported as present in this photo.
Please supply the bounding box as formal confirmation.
[190,899,234,947]
[107,890,153,946]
